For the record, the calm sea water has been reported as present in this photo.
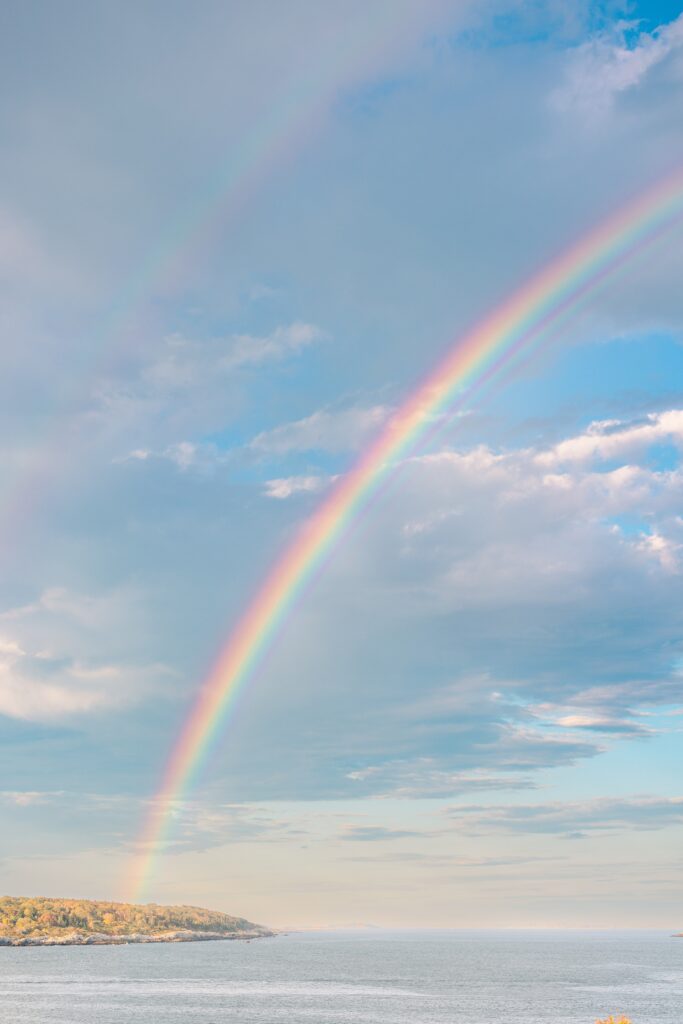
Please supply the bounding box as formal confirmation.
[0,930,680,1023]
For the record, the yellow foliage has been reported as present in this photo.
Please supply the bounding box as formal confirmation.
[596,1017,632,1023]
[0,897,258,939]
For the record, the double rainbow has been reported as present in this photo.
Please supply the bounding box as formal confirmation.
[127,166,683,900]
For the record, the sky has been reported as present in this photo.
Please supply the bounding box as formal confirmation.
[1,0,683,930]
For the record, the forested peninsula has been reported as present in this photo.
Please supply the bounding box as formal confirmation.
[0,897,273,946]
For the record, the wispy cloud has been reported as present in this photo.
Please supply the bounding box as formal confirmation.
[92,322,326,455]
[445,796,683,838]
[223,322,324,370]
[116,440,228,472]
[338,825,427,842]
[0,790,63,807]
[250,405,389,455]
[263,474,335,499]
[346,760,537,799]
[0,588,173,722]
[552,13,683,116]
[0,635,168,722]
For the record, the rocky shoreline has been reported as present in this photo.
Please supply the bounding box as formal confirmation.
[0,897,273,947]
[0,928,273,947]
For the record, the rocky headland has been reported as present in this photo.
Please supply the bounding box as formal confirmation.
[0,896,273,947]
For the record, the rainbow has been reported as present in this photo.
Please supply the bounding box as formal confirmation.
[0,2,427,552]
[126,166,683,900]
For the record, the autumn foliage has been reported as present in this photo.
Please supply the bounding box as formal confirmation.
[0,896,261,939]
[595,1017,631,1023]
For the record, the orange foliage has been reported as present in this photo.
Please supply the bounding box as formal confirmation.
[0,897,259,939]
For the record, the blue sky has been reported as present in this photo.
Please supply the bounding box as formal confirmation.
[1,0,683,928]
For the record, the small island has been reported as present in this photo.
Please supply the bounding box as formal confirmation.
[0,896,273,946]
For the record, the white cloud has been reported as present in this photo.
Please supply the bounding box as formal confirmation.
[389,413,683,606]
[116,440,226,472]
[636,528,682,572]
[263,474,334,500]
[114,322,324,400]
[223,321,324,370]
[120,447,151,462]
[529,696,652,737]
[1,586,138,631]
[552,14,683,116]
[535,410,683,467]
[248,282,282,302]
[0,634,169,722]
[167,441,201,470]
[98,432,683,800]
[0,638,119,720]
[267,406,683,788]
[250,404,389,455]
[0,587,172,722]
[0,791,61,807]
[93,322,325,452]
[196,404,683,803]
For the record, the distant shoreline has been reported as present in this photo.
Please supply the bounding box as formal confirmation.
[0,929,274,947]
[0,897,273,947]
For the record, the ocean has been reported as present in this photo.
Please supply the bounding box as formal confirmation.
[0,929,680,1023]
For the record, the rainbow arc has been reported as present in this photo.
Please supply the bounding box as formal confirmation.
[127,166,683,901]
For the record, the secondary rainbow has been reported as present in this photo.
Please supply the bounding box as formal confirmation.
[127,166,683,900]
[0,2,424,553]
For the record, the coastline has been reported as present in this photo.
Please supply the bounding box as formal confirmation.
[0,928,274,947]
